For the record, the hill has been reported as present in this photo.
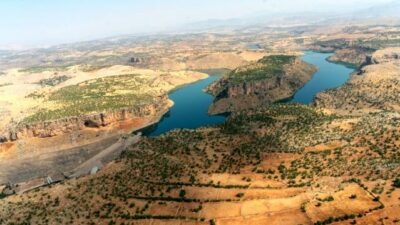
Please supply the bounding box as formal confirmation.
[206,55,316,115]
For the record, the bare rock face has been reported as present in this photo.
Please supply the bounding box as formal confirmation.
[328,47,373,67]
[207,56,317,115]
[2,95,169,142]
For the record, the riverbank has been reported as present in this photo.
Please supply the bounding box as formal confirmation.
[143,52,356,136]
[206,55,318,114]
[144,70,226,136]
[0,51,356,189]
[0,71,208,188]
[289,51,355,104]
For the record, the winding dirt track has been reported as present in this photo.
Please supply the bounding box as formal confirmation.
[69,134,141,178]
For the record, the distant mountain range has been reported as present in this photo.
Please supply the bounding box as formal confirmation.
[356,1,400,18]
[1,1,399,52]
[180,1,400,32]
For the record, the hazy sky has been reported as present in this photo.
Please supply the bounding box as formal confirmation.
[0,0,395,48]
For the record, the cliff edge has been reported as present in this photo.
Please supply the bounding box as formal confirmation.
[206,55,317,115]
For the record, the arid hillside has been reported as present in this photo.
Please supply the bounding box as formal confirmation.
[2,43,400,225]
[0,65,208,185]
[315,48,400,114]
[1,20,400,225]
[1,104,400,225]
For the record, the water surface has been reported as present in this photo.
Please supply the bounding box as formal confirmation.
[144,71,226,136]
[144,51,355,136]
[247,43,262,50]
[290,51,355,104]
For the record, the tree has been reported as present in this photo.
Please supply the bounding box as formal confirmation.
[393,178,400,188]
[179,190,186,198]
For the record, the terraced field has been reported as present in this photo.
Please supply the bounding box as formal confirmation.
[2,104,400,224]
[1,18,400,225]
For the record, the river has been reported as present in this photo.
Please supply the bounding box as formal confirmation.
[144,70,226,136]
[144,51,355,136]
[289,51,356,103]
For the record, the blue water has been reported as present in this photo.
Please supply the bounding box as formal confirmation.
[247,43,262,50]
[144,51,355,136]
[290,51,355,104]
[145,71,226,136]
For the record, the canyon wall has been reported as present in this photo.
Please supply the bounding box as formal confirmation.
[328,47,372,67]
[0,95,170,143]
[207,58,317,115]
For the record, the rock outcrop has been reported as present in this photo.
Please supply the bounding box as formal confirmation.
[207,55,317,115]
[1,95,170,142]
[328,47,373,67]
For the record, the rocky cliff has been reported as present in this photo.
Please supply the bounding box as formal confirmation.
[327,47,373,67]
[207,55,317,115]
[0,95,169,143]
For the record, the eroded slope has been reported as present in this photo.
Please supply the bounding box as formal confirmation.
[1,104,400,225]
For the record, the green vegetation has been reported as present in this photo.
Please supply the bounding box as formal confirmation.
[315,39,348,50]
[314,214,356,225]
[3,22,400,225]
[360,38,400,49]
[318,196,334,202]
[4,96,400,224]
[235,192,244,198]
[196,68,230,76]
[24,74,159,123]
[393,178,400,188]
[179,190,186,198]
[37,75,70,87]
[0,192,6,199]
[225,55,295,84]
[315,37,400,51]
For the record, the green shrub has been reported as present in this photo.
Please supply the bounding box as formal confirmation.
[393,178,400,188]
[235,192,245,198]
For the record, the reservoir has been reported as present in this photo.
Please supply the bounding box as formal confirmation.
[290,51,355,104]
[145,70,226,136]
[145,51,355,136]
